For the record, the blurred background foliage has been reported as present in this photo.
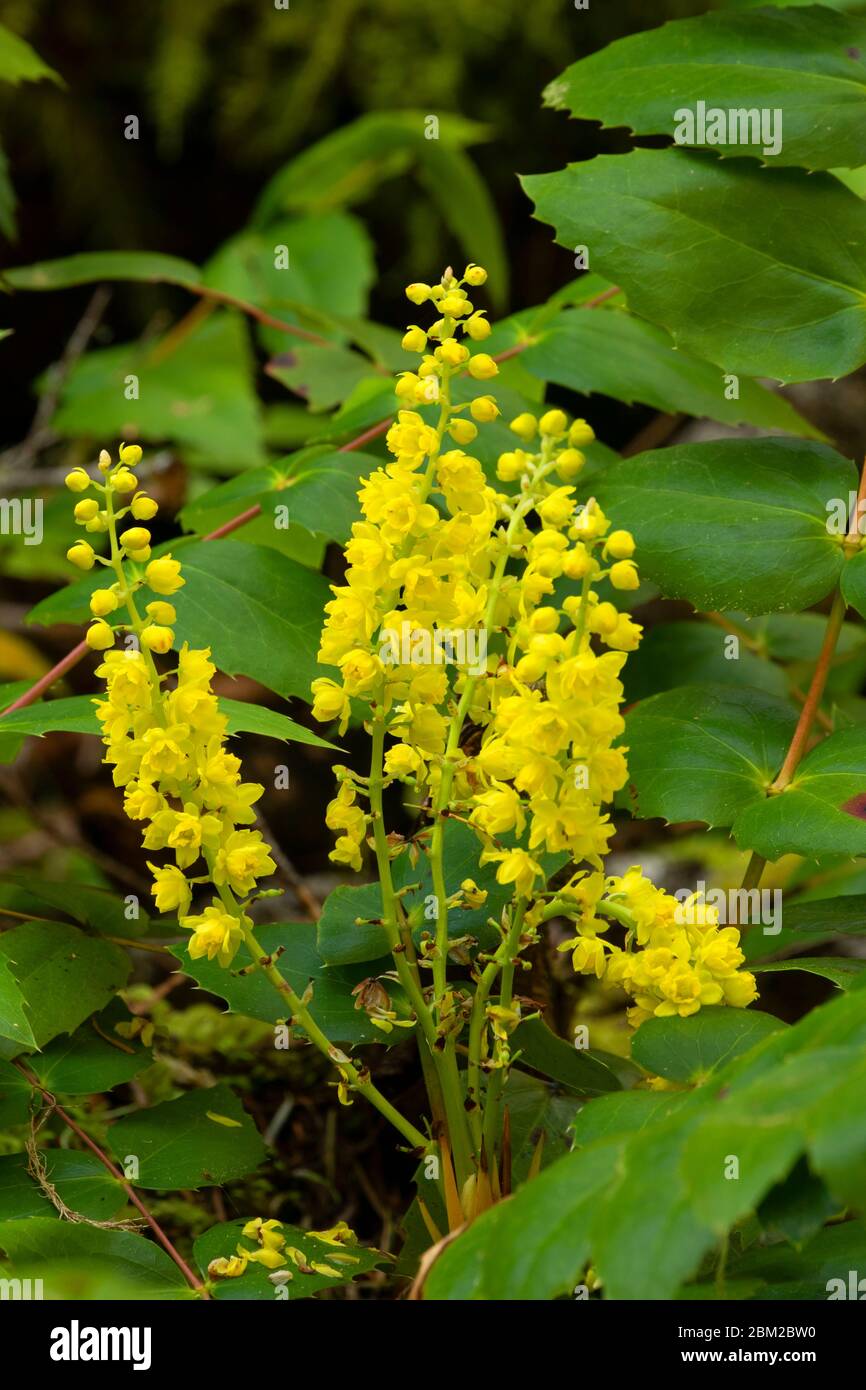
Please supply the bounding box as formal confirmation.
[0,0,710,446]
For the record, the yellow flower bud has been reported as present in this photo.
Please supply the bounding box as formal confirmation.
[437,338,469,367]
[86,620,115,651]
[120,527,151,552]
[126,547,152,564]
[119,443,143,466]
[405,282,432,305]
[496,451,525,482]
[141,624,175,653]
[67,541,95,570]
[98,450,112,472]
[130,493,159,520]
[395,372,419,401]
[556,448,586,480]
[467,353,498,381]
[112,469,138,493]
[448,418,478,445]
[73,498,100,523]
[145,554,185,595]
[610,559,640,591]
[568,418,596,447]
[539,408,568,437]
[64,468,91,493]
[464,263,487,286]
[85,513,108,533]
[90,588,119,617]
[470,394,499,423]
[401,325,427,353]
[465,312,491,341]
[146,600,176,624]
[440,294,472,317]
[605,529,636,560]
[509,413,537,442]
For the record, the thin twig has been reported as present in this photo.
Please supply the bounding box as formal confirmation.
[12,1059,208,1295]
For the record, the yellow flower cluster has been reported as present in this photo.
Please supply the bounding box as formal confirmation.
[311,266,759,1027]
[66,446,275,964]
[556,866,758,1024]
[207,1218,361,1282]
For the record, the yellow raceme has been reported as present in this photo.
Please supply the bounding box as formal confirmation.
[66,448,276,964]
[311,265,758,1026]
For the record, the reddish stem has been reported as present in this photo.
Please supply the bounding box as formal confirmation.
[12,1060,208,1296]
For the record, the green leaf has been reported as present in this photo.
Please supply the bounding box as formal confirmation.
[172,540,329,702]
[0,922,128,1053]
[4,250,200,291]
[734,728,866,858]
[203,212,375,324]
[172,922,413,1049]
[50,314,264,469]
[622,684,796,828]
[841,548,866,621]
[511,1017,623,1096]
[594,438,856,613]
[0,691,335,752]
[183,449,376,548]
[106,1083,266,1190]
[726,1218,866,1301]
[425,1138,622,1301]
[0,873,149,937]
[757,1157,839,1246]
[0,1152,126,1222]
[741,892,866,964]
[316,820,511,966]
[752,957,866,989]
[0,957,35,1051]
[0,1060,34,1124]
[0,24,61,86]
[268,343,375,412]
[631,1006,787,1083]
[523,149,866,382]
[28,1009,151,1094]
[544,7,866,171]
[194,1217,388,1300]
[623,620,790,705]
[251,112,506,304]
[0,1218,192,1298]
[570,1090,690,1146]
[221,698,338,750]
[521,309,818,434]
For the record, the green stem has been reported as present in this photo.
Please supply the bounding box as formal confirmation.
[238,913,428,1152]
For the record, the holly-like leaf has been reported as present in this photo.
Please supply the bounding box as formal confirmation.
[622,684,797,828]
[523,150,866,382]
[0,1218,193,1298]
[0,1152,126,1222]
[3,250,200,291]
[194,1217,388,1300]
[543,7,866,171]
[520,309,818,434]
[106,1083,266,1190]
[49,314,265,469]
[172,922,413,1049]
[630,1006,787,1083]
[0,922,128,1053]
[172,540,329,702]
[752,957,866,990]
[594,438,856,614]
[28,1007,151,1094]
[734,728,866,858]
[512,1017,623,1096]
